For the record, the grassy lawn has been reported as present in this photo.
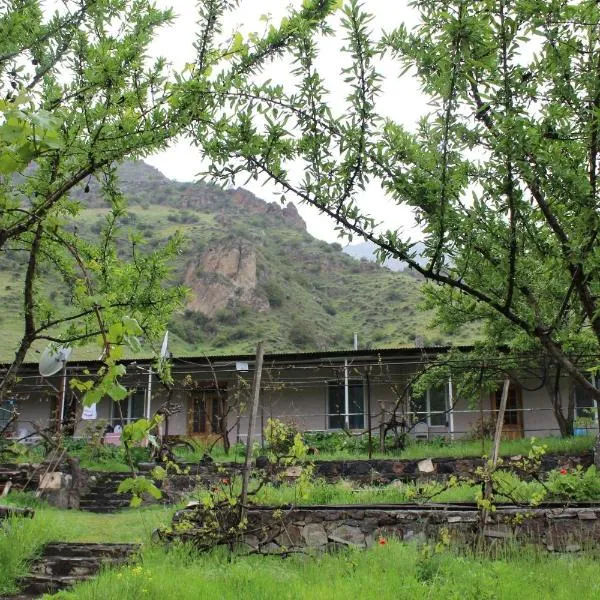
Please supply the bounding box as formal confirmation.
[49,541,600,600]
[0,495,174,596]
[2,492,600,599]
[174,434,596,465]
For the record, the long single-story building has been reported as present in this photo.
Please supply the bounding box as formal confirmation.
[1,346,598,444]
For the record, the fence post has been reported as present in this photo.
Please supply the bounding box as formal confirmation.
[240,342,265,514]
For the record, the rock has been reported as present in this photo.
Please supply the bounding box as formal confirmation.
[417,459,435,474]
[283,466,303,480]
[39,472,63,491]
[328,525,366,547]
[275,525,303,547]
[260,542,284,554]
[577,511,597,520]
[483,525,513,539]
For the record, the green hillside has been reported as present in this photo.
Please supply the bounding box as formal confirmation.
[0,162,477,361]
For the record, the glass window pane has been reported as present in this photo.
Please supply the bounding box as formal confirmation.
[328,383,344,429]
[131,391,145,420]
[349,382,364,429]
[429,386,447,426]
[575,386,596,420]
[412,393,427,423]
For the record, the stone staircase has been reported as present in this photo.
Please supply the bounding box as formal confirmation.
[78,472,132,513]
[3,542,139,599]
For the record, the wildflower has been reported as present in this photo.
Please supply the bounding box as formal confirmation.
[222,478,230,485]
[378,537,387,546]
[560,468,567,475]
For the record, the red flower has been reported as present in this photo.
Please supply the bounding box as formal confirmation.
[221,478,230,485]
[560,468,567,475]
[378,537,387,546]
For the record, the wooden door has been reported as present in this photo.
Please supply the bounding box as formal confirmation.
[491,384,524,439]
[187,389,224,443]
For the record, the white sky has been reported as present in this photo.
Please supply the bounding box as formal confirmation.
[143,1,427,243]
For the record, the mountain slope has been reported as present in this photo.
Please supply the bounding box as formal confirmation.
[0,162,477,360]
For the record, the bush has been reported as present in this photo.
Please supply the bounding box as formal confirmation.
[262,280,284,308]
[289,320,316,348]
[546,465,600,502]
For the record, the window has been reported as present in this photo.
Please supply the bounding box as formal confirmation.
[575,378,599,424]
[327,380,364,429]
[413,385,448,427]
[0,399,15,431]
[111,390,145,425]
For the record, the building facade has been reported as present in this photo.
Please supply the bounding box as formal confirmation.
[1,347,598,445]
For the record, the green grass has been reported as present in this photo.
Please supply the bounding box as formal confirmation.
[49,541,600,600]
[0,495,175,595]
[193,435,595,465]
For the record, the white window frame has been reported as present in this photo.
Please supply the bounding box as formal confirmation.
[111,389,146,426]
[413,384,449,428]
[575,376,599,426]
[326,379,365,430]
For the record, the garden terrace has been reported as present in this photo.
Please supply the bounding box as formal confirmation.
[170,503,600,554]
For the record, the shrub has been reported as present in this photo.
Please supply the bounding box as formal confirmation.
[289,320,316,348]
[546,465,600,502]
[262,280,284,308]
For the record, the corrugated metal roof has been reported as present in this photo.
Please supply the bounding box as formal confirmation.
[2,345,475,369]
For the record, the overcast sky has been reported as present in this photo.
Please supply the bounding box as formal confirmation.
[144,1,426,243]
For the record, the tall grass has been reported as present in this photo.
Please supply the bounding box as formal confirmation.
[0,496,175,595]
[49,540,600,600]
[191,435,596,464]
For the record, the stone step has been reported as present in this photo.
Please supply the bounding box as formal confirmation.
[30,556,122,577]
[79,498,131,507]
[42,542,139,559]
[18,574,92,596]
[80,490,131,499]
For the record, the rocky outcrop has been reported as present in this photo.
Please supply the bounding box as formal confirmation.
[231,189,306,230]
[184,242,269,317]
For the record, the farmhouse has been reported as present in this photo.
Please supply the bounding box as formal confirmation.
[1,346,598,444]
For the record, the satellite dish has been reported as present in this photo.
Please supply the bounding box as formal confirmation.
[39,344,72,377]
[160,330,169,360]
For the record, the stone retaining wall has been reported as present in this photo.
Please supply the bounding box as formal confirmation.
[309,452,593,483]
[172,503,600,554]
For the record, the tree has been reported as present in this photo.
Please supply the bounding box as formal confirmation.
[192,0,600,424]
[0,0,339,403]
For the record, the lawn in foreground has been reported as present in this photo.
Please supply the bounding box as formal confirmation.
[2,496,600,600]
[50,540,600,600]
[0,497,174,596]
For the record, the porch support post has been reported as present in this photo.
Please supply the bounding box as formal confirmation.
[58,365,67,432]
[344,359,350,429]
[146,367,152,420]
[448,376,455,441]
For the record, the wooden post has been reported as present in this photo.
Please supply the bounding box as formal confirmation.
[480,377,510,534]
[240,342,265,512]
[490,377,511,467]
[366,369,373,460]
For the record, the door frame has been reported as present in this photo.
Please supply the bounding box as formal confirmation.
[187,384,227,442]
[490,382,524,439]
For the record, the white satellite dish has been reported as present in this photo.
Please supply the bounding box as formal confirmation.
[159,330,169,360]
[39,344,72,377]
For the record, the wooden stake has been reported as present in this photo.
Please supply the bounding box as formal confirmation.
[491,377,511,466]
[480,377,510,533]
[240,342,265,512]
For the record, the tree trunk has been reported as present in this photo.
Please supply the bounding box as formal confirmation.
[544,364,574,438]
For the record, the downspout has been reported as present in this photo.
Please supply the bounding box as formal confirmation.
[448,375,455,441]
[58,364,67,431]
[146,367,153,420]
[344,359,350,429]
